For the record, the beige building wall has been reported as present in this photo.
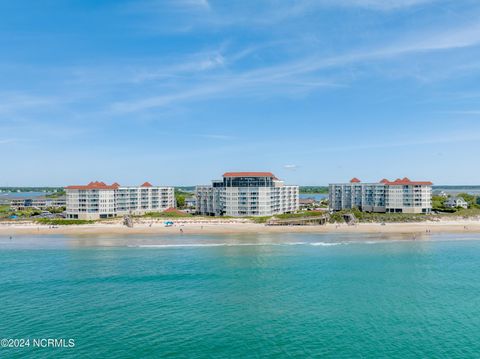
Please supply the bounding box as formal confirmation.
[66,184,174,220]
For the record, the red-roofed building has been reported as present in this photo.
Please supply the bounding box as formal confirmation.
[65,181,118,190]
[382,178,433,186]
[329,177,432,214]
[66,181,175,220]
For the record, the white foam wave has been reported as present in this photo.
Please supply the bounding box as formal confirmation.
[310,242,344,246]
[129,243,226,248]
[129,242,308,248]
[128,240,391,249]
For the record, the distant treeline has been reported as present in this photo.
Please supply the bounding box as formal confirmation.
[433,186,480,190]
[0,187,63,192]
[299,186,329,194]
[176,186,329,194]
[175,186,195,192]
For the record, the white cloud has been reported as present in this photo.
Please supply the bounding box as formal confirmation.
[196,134,233,140]
[0,93,58,115]
[328,0,436,11]
[0,138,17,144]
[291,129,480,155]
[444,110,480,115]
[106,19,480,114]
[170,0,210,10]
[131,0,435,31]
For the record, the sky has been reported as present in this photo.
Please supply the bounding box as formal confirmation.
[2,0,480,186]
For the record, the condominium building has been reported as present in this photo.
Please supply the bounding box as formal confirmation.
[10,198,66,211]
[329,177,432,214]
[196,172,299,217]
[65,181,175,220]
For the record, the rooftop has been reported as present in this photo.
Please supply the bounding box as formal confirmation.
[65,181,160,190]
[223,172,279,179]
[65,181,119,190]
[382,177,433,186]
[333,177,433,186]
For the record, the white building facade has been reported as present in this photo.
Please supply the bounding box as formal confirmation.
[66,181,175,220]
[196,172,299,217]
[10,198,66,211]
[329,177,432,214]
[444,196,468,209]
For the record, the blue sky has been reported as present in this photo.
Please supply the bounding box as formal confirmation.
[2,0,480,186]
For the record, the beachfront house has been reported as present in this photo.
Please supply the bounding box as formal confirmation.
[299,198,316,209]
[65,181,175,220]
[195,172,299,217]
[10,198,66,211]
[444,196,468,209]
[329,177,433,214]
[185,197,196,208]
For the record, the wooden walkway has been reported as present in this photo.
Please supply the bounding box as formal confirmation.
[266,214,329,226]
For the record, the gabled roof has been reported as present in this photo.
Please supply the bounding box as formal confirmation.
[141,182,153,187]
[350,177,361,183]
[223,172,278,179]
[65,181,119,190]
[382,177,433,186]
[447,196,466,202]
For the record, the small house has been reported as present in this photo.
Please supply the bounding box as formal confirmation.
[444,196,468,209]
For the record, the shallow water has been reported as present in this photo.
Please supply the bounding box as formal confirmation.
[1,233,480,358]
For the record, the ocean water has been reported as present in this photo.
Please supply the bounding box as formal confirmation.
[299,193,327,201]
[0,191,52,199]
[1,233,480,358]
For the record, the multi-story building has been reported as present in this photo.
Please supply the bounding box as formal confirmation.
[10,198,66,211]
[196,172,299,217]
[65,181,175,220]
[329,177,432,214]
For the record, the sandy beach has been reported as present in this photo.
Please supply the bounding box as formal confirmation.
[1,218,480,236]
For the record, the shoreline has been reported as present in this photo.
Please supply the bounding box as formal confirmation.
[1,219,480,236]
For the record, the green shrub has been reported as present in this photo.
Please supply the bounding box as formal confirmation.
[35,218,95,225]
[142,211,191,218]
[328,208,430,223]
[248,216,271,223]
[275,211,327,219]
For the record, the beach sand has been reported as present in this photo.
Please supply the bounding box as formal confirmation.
[1,218,480,236]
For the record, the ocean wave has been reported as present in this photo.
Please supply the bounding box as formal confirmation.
[129,244,227,248]
[127,240,396,248]
[309,242,345,246]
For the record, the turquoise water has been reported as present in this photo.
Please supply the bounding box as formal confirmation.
[1,233,480,358]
